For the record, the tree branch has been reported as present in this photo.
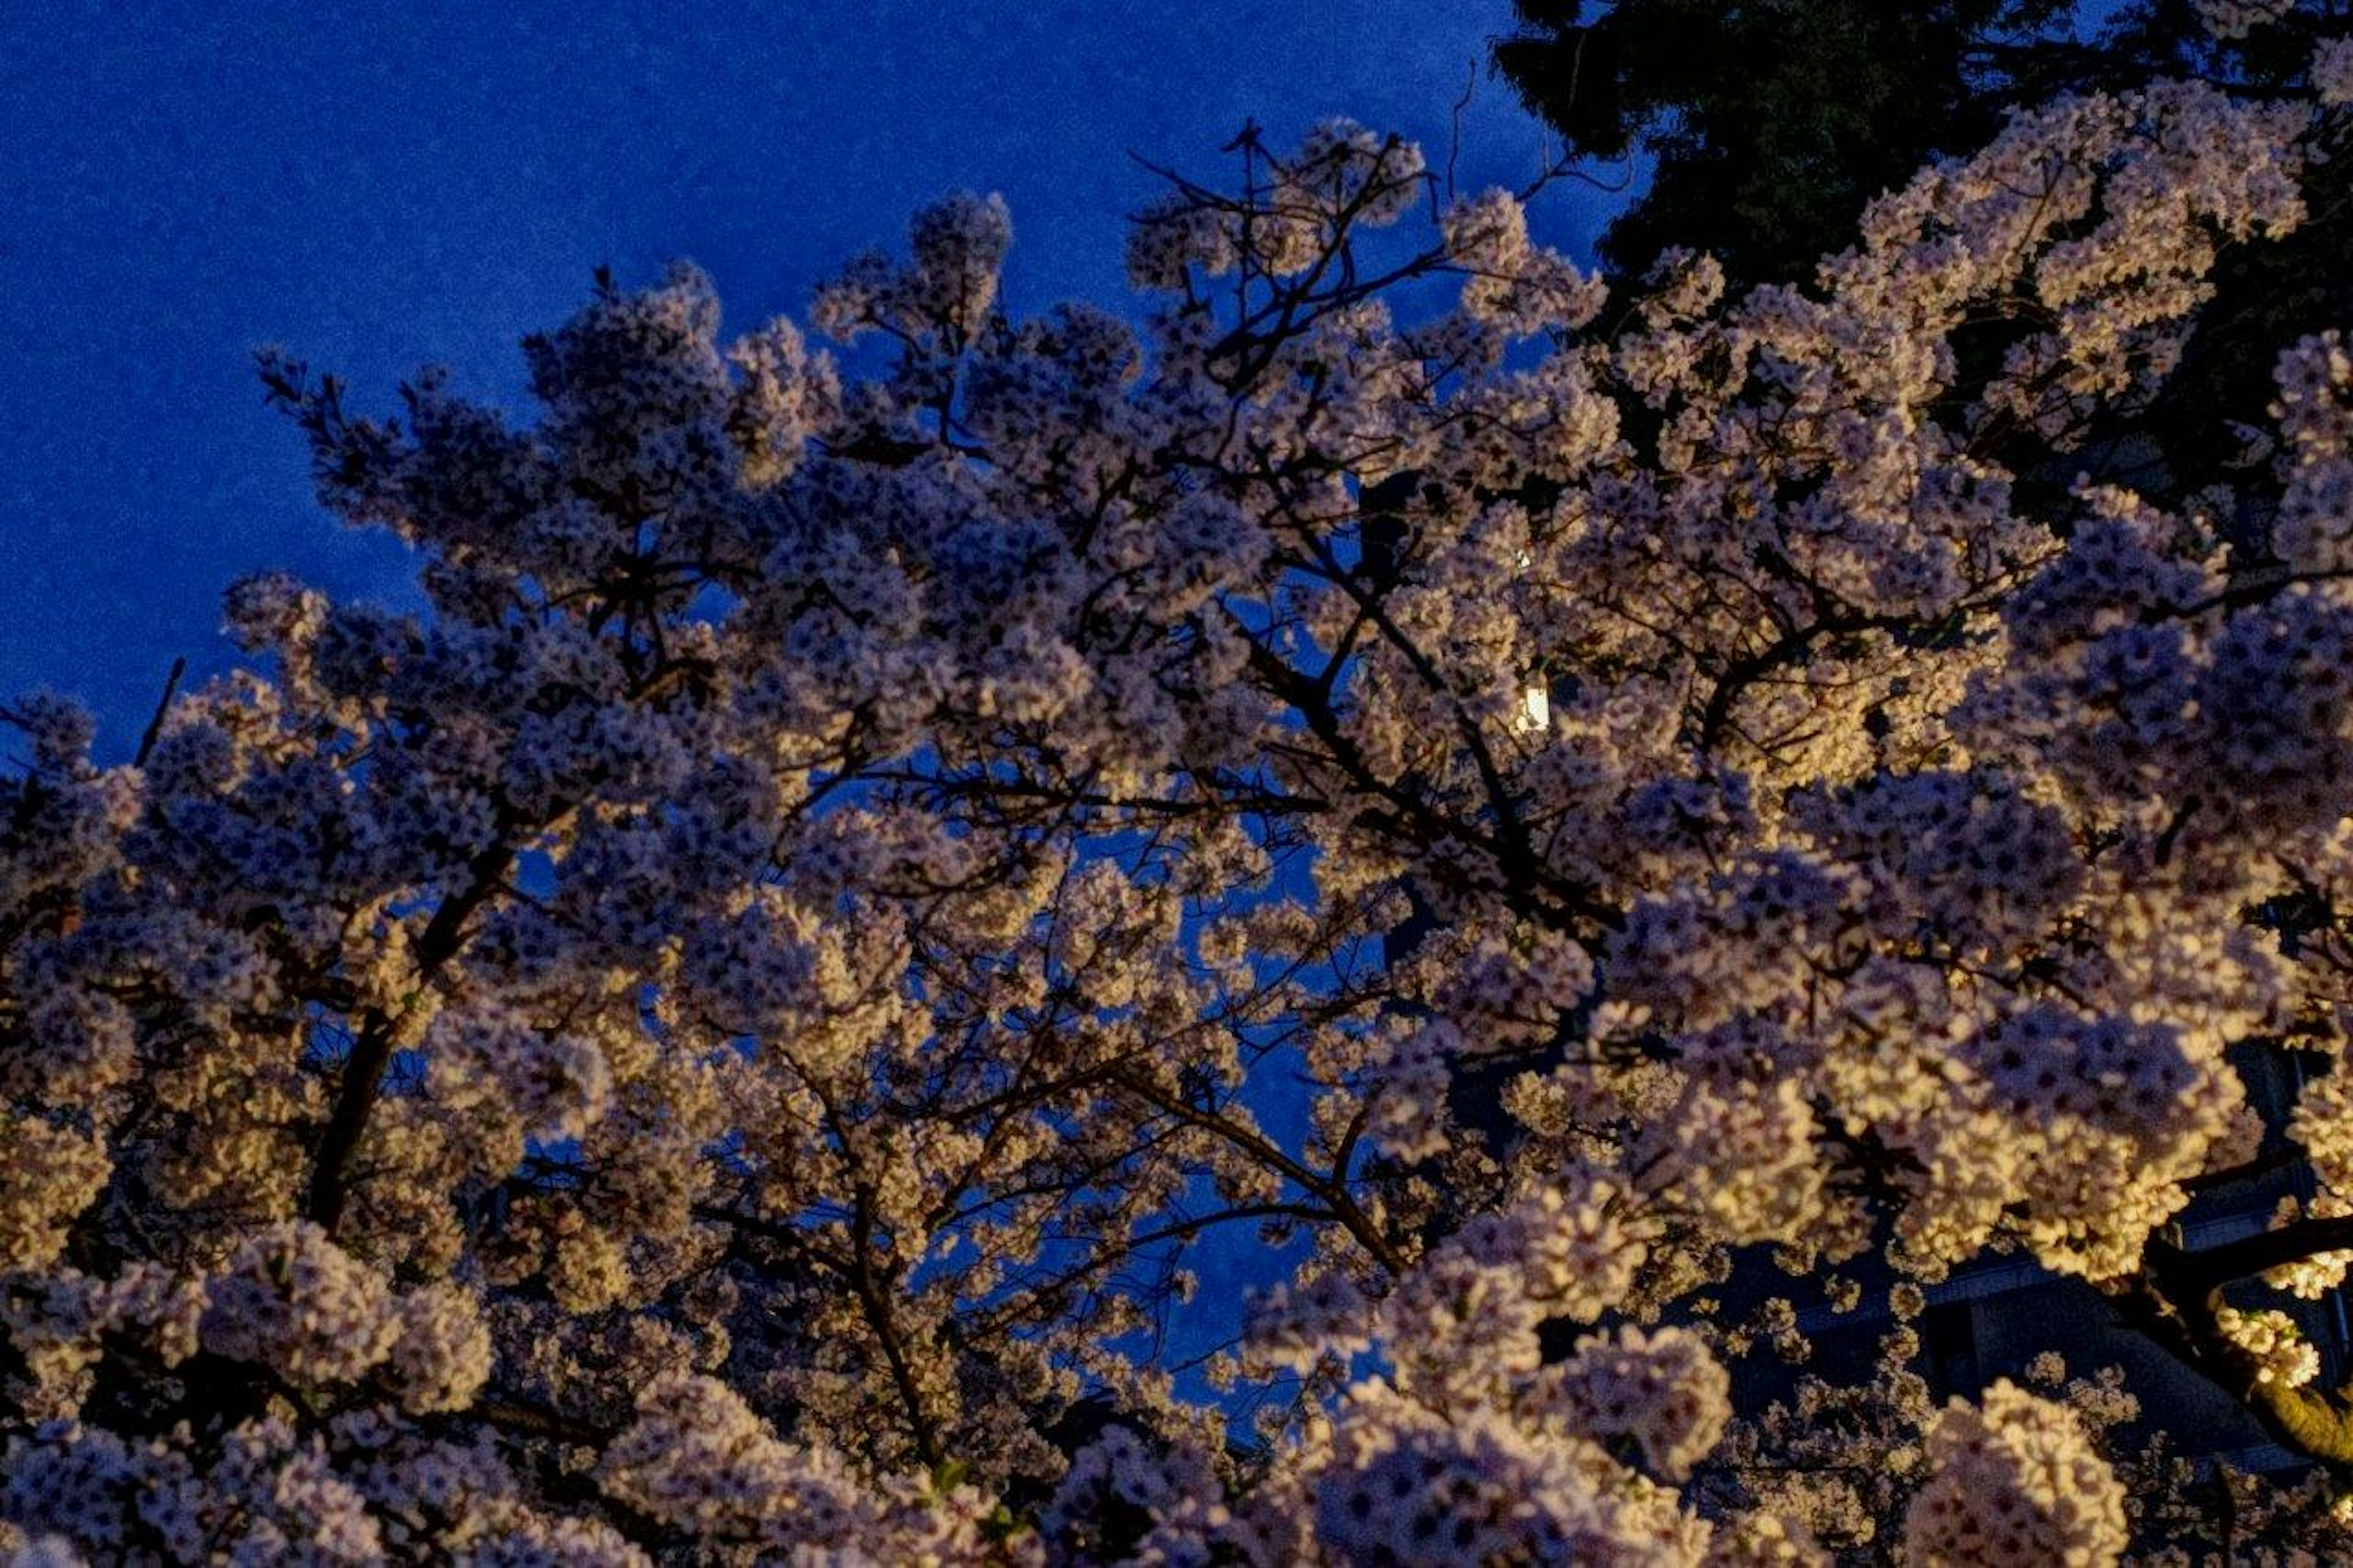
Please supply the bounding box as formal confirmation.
[305,838,515,1234]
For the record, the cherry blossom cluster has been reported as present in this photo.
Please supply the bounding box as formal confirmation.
[1901,1381,2129,1564]
[4,16,2353,1556]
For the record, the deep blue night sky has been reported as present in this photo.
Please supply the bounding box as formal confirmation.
[0,1,1615,749]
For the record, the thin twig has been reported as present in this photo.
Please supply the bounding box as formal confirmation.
[134,656,186,767]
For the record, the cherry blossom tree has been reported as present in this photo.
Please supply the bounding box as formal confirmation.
[7,4,2353,1561]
